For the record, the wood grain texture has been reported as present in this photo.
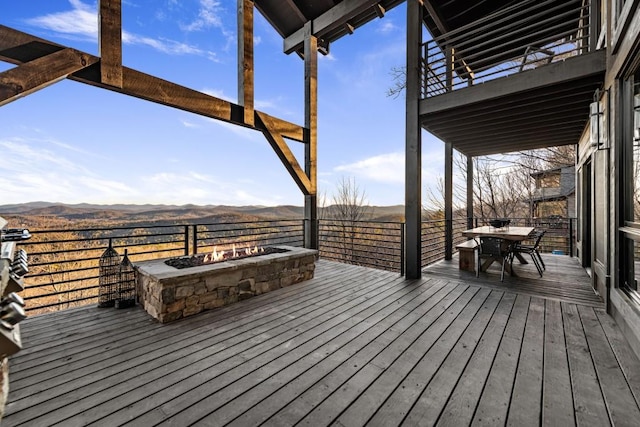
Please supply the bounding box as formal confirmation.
[257,111,311,195]
[0,25,305,140]
[4,259,640,426]
[238,0,254,125]
[0,48,97,106]
[99,0,123,87]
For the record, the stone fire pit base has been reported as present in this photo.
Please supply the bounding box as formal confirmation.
[135,245,317,323]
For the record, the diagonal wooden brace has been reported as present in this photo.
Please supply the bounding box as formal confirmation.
[0,48,98,106]
[256,111,312,195]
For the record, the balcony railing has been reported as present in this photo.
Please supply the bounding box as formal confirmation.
[14,217,577,314]
[472,217,576,256]
[17,220,304,315]
[318,219,404,274]
[422,0,594,98]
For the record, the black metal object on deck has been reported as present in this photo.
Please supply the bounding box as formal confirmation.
[98,239,120,308]
[116,249,136,309]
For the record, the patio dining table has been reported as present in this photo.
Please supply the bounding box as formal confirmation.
[462,225,535,276]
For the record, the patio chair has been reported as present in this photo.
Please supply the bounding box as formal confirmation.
[512,230,546,277]
[476,236,515,282]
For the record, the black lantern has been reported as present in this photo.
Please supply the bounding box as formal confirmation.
[116,249,136,309]
[98,239,120,308]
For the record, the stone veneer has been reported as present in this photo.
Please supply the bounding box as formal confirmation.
[135,245,317,323]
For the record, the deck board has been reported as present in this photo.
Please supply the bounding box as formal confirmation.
[471,294,530,425]
[3,257,640,426]
[506,297,544,427]
[541,300,574,425]
[424,254,603,307]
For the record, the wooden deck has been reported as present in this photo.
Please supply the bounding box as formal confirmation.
[4,257,640,426]
[425,253,604,308]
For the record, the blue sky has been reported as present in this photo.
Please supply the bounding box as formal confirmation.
[0,0,445,207]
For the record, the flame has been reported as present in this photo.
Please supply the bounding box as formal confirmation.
[203,244,264,264]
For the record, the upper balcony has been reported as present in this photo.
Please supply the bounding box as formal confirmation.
[420,0,606,157]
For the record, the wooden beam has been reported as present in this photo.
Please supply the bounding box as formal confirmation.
[423,0,449,34]
[304,21,318,249]
[256,111,312,195]
[284,0,377,54]
[0,48,98,106]
[99,0,123,88]
[405,0,422,279]
[238,0,254,126]
[0,25,65,64]
[344,22,355,35]
[257,112,304,142]
[373,4,385,18]
[282,0,306,21]
[0,25,306,142]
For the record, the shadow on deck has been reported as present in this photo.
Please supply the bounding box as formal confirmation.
[3,258,640,426]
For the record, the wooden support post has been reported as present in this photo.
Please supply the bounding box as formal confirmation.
[304,21,318,250]
[99,0,123,88]
[445,142,453,260]
[467,155,474,230]
[405,0,422,279]
[238,0,254,126]
[445,45,453,92]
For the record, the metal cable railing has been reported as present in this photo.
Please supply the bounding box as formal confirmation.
[318,219,404,274]
[17,220,303,314]
[472,217,576,256]
[15,217,577,314]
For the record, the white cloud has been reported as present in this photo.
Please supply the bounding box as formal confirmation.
[140,172,282,205]
[335,152,405,183]
[25,0,97,39]
[178,0,235,53]
[0,136,138,204]
[332,148,445,187]
[180,0,223,32]
[24,0,218,60]
[377,20,398,34]
[180,118,200,128]
[0,135,289,205]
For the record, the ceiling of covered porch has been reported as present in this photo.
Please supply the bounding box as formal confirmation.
[254,0,405,56]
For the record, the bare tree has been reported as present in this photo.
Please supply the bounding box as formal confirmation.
[324,177,371,265]
[329,176,371,222]
[386,66,406,99]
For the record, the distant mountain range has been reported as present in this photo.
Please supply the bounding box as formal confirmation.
[0,202,406,222]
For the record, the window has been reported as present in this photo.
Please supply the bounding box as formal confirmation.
[536,173,561,189]
[622,70,640,294]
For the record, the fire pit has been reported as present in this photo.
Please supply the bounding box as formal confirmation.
[164,246,289,269]
[135,245,317,323]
